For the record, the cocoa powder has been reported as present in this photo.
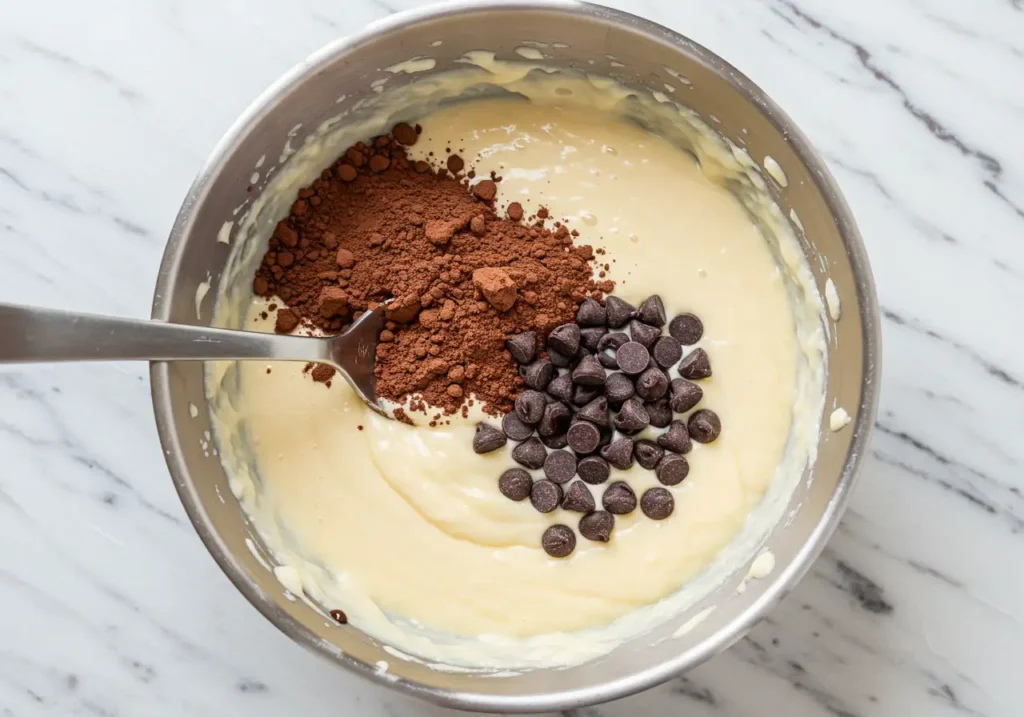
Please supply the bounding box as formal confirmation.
[253,126,612,416]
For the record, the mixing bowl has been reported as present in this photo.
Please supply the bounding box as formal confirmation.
[150,1,880,711]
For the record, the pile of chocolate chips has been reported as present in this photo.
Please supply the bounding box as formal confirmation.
[471,294,722,557]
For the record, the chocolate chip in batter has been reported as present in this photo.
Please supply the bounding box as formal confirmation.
[514,390,547,424]
[637,295,667,327]
[576,297,607,327]
[678,348,712,380]
[512,436,547,469]
[635,367,669,401]
[577,455,611,485]
[602,481,637,515]
[546,373,574,403]
[521,359,554,390]
[505,331,537,364]
[538,400,572,439]
[561,480,596,513]
[633,439,664,470]
[600,436,635,470]
[657,420,692,454]
[567,421,601,455]
[571,354,606,387]
[645,398,673,428]
[502,411,535,441]
[616,341,650,375]
[579,511,614,542]
[597,331,629,369]
[472,423,507,454]
[669,313,704,345]
[542,524,576,557]
[652,335,683,369]
[329,609,348,625]
[688,408,722,443]
[655,453,690,486]
[579,326,608,352]
[577,396,610,427]
[543,449,577,484]
[547,322,581,356]
[669,378,703,413]
[498,468,533,501]
[605,372,635,407]
[641,487,674,520]
[604,295,637,328]
[613,397,650,434]
[628,319,661,349]
[531,480,563,513]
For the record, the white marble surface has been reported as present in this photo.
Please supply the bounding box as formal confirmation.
[1,0,1022,714]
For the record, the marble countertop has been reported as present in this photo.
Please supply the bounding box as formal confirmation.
[1,0,1022,715]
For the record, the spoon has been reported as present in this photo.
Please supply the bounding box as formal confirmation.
[0,302,387,414]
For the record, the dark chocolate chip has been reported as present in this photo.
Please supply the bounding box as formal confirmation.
[549,348,572,368]
[571,354,606,387]
[540,431,569,449]
[546,372,574,402]
[330,609,348,624]
[641,487,675,519]
[656,453,689,486]
[547,323,581,356]
[635,367,669,401]
[597,424,613,449]
[580,327,608,352]
[629,319,661,349]
[613,397,650,434]
[514,390,547,424]
[520,359,554,390]
[543,449,577,484]
[577,396,610,427]
[575,297,607,327]
[472,423,507,454]
[688,409,722,443]
[634,439,664,470]
[578,455,611,484]
[505,331,537,364]
[658,420,693,454]
[567,421,601,454]
[637,295,667,327]
[678,348,712,380]
[605,295,637,328]
[600,436,635,470]
[602,481,637,515]
[597,331,629,369]
[571,384,602,408]
[605,372,636,407]
[502,411,535,441]
[538,400,572,438]
[652,336,683,368]
[579,511,614,542]
[669,313,704,345]
[498,468,533,501]
[645,398,672,428]
[511,436,547,469]
[561,480,596,512]
[616,341,650,375]
[531,480,563,513]
[669,378,704,413]
[542,524,576,557]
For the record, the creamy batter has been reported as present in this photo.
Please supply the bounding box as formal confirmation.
[210,56,826,670]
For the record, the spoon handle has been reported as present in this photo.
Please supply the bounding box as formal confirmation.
[0,303,330,365]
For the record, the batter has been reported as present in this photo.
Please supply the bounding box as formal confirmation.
[211,58,826,670]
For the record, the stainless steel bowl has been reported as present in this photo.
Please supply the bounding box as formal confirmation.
[151,1,880,711]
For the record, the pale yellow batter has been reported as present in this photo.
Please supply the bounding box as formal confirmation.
[213,97,817,662]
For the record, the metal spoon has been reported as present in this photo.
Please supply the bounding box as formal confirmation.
[0,302,386,414]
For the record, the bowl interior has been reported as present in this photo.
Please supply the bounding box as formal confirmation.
[151,2,878,711]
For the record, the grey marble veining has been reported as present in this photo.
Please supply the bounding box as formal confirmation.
[0,0,1022,714]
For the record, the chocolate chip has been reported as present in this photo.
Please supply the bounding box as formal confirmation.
[669,313,704,345]
[658,420,693,454]
[656,453,689,486]
[688,409,722,443]
[538,400,572,439]
[669,378,704,413]
[578,455,611,484]
[498,468,533,501]
[505,331,537,364]
[629,319,661,349]
[635,367,669,401]
[329,609,348,624]
[678,348,712,380]
[605,372,635,407]
[579,511,614,542]
[576,297,607,327]
[652,336,683,368]
[580,327,608,352]
[540,432,569,449]
[521,359,554,390]
[547,323,580,356]
[613,397,650,434]
[637,295,667,327]
[600,436,635,470]
[634,439,664,470]
[645,398,672,428]
[567,421,602,455]
[512,436,547,469]
[472,423,507,454]
[502,411,534,441]
[546,373,573,402]
[571,354,606,387]
[597,331,628,368]
[549,348,572,368]
[531,480,563,513]
[602,481,637,514]
[616,341,650,375]
[571,384,601,408]
[514,390,547,424]
[561,480,596,512]
[641,487,674,519]
[604,295,637,328]
[577,396,610,427]
[542,524,576,557]
[543,449,577,484]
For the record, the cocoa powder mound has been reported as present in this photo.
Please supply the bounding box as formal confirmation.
[253,125,613,416]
